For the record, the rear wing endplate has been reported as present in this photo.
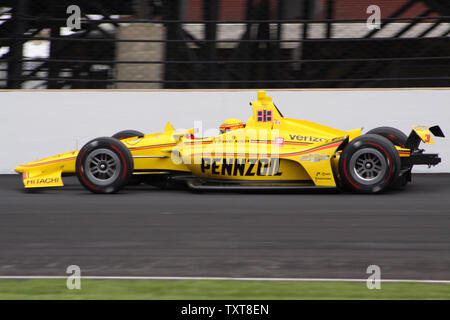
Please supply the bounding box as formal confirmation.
[405,125,445,150]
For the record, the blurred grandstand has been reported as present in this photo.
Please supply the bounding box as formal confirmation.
[0,0,449,89]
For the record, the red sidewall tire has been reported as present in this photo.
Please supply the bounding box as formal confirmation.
[76,137,134,194]
[339,134,401,194]
[366,126,407,147]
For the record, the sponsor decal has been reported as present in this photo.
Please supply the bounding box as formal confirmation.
[26,177,60,185]
[201,158,282,176]
[288,135,326,143]
[301,154,330,162]
[314,171,332,181]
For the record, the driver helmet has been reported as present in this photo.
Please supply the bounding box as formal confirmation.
[220,118,245,134]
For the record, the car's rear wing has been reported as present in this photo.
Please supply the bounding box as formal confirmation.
[405,125,445,150]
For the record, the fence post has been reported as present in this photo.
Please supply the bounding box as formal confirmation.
[7,0,28,89]
[48,25,60,89]
[204,0,219,88]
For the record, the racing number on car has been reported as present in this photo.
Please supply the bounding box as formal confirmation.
[257,110,272,122]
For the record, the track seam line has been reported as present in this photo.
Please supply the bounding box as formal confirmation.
[0,276,449,283]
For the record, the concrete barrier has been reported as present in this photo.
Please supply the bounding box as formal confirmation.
[1,89,448,173]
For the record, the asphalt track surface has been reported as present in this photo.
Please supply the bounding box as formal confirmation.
[0,174,449,280]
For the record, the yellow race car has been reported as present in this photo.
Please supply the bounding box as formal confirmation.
[15,90,444,194]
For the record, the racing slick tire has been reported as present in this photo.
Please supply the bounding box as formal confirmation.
[338,134,401,193]
[111,130,144,185]
[366,126,407,147]
[76,137,134,194]
[112,130,144,140]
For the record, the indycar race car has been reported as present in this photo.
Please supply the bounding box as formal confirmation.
[15,90,444,194]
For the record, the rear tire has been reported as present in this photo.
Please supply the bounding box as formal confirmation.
[366,126,407,147]
[112,130,144,140]
[338,134,401,193]
[76,137,134,194]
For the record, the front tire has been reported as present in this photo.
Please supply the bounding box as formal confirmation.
[76,137,134,194]
[338,134,401,193]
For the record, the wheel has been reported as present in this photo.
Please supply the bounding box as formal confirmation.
[111,130,144,187]
[338,134,401,193]
[76,137,134,194]
[112,130,144,140]
[366,126,407,147]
